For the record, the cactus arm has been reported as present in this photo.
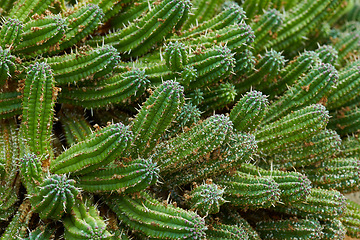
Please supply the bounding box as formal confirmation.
[315,45,338,64]
[20,62,56,165]
[105,192,207,239]
[0,91,22,120]
[50,122,133,175]
[75,158,159,193]
[328,106,360,136]
[0,18,23,49]
[130,80,184,157]
[8,0,58,22]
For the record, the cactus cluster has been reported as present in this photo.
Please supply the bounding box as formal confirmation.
[1,0,360,239]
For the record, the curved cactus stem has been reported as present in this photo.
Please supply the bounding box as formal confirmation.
[217,171,281,209]
[19,153,43,195]
[328,106,360,136]
[130,80,184,158]
[7,0,58,22]
[20,62,56,166]
[256,218,323,240]
[341,199,360,238]
[0,91,22,119]
[63,198,112,239]
[302,158,360,193]
[322,219,346,240]
[0,47,17,86]
[0,18,23,49]
[315,45,339,64]
[88,0,191,57]
[50,122,133,175]
[256,104,329,156]
[153,114,232,176]
[75,158,159,193]
[340,136,360,159]
[105,191,207,239]
[230,90,269,132]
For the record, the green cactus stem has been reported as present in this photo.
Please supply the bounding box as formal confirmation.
[31,174,80,220]
[315,45,339,64]
[20,62,56,164]
[327,62,360,110]
[262,129,342,170]
[130,80,184,157]
[235,49,285,94]
[334,31,360,63]
[19,153,43,195]
[153,114,232,176]
[46,45,121,85]
[0,47,17,86]
[105,191,207,239]
[197,82,237,114]
[58,107,92,146]
[233,49,256,76]
[328,106,360,136]
[0,18,23,49]
[340,136,360,159]
[186,181,226,217]
[264,50,320,98]
[239,163,312,204]
[255,218,323,240]
[180,1,245,38]
[0,91,22,120]
[166,131,257,187]
[341,199,360,238]
[13,14,68,58]
[0,199,33,240]
[164,41,187,71]
[50,122,133,175]
[251,9,283,53]
[217,171,281,209]
[7,0,57,22]
[88,0,191,57]
[75,158,159,193]
[321,219,346,240]
[162,103,201,140]
[264,0,342,52]
[59,68,150,108]
[63,199,112,239]
[205,220,248,240]
[256,104,329,156]
[264,63,338,123]
[274,188,347,220]
[302,158,360,193]
[181,0,224,30]
[229,90,269,132]
[23,225,54,240]
[54,4,104,54]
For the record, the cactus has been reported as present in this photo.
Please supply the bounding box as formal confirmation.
[75,158,159,193]
[255,218,323,240]
[13,14,68,58]
[1,0,360,238]
[229,90,269,132]
[20,62,56,164]
[0,47,17,86]
[63,199,112,239]
[217,171,281,209]
[88,0,191,57]
[30,174,80,220]
[302,158,360,193]
[238,163,312,204]
[59,68,150,108]
[274,188,347,220]
[50,122,133,175]
[130,80,184,157]
[105,191,207,239]
[256,104,329,155]
[186,181,226,216]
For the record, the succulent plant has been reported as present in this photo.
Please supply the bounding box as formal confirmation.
[1,0,360,239]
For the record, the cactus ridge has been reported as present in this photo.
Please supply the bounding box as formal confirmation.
[59,68,150,108]
[13,15,68,57]
[0,18,23,49]
[31,174,79,220]
[46,45,121,85]
[315,44,339,64]
[105,192,207,240]
[76,158,159,193]
[0,91,22,120]
[50,122,133,175]
[89,0,191,57]
[0,47,17,85]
